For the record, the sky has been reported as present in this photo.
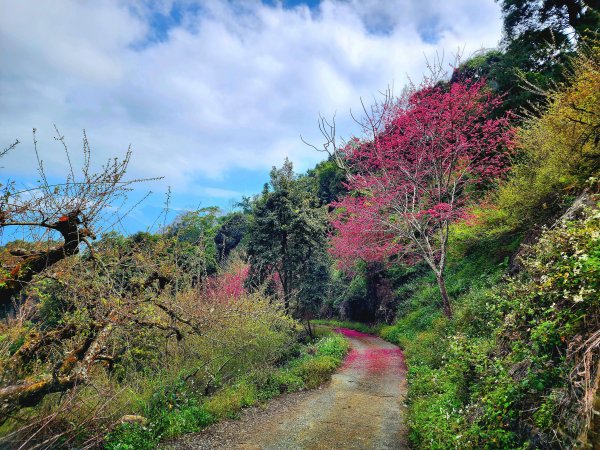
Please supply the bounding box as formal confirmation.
[0,0,504,233]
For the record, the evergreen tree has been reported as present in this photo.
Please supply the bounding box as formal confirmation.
[453,2,599,116]
[214,212,248,262]
[246,159,328,314]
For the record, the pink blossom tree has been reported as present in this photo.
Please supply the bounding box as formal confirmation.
[330,79,514,317]
[204,260,249,302]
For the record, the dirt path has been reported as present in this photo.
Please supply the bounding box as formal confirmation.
[167,328,408,450]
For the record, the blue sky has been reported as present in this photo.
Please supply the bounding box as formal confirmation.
[0,0,503,234]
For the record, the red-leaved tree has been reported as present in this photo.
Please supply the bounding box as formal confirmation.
[330,79,514,317]
[204,260,249,302]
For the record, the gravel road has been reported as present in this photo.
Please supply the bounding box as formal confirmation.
[164,328,408,450]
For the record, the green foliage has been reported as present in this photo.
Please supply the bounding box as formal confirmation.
[383,314,449,369]
[498,0,599,43]
[496,44,600,228]
[388,203,599,449]
[205,381,258,419]
[33,278,72,328]
[449,207,522,264]
[141,380,213,438]
[0,233,298,447]
[246,158,330,315]
[104,423,156,450]
[305,158,347,205]
[331,270,369,319]
[292,356,339,389]
[287,335,349,389]
[105,393,215,449]
[296,251,332,320]
[453,1,599,117]
[165,207,222,275]
[270,369,305,393]
[313,334,350,360]
[6,333,25,356]
[326,260,401,323]
[214,212,248,261]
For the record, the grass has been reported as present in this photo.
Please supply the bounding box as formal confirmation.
[311,319,381,335]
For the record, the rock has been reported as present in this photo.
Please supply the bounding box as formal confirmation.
[508,358,531,382]
[508,191,598,275]
[120,414,148,426]
[555,191,597,224]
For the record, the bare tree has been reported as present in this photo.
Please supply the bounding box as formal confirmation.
[0,127,156,312]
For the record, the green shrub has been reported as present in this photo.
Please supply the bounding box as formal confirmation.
[156,406,214,439]
[278,334,349,390]
[399,202,599,448]
[292,355,339,389]
[496,46,600,229]
[314,334,350,360]
[102,333,349,448]
[104,423,157,450]
[271,369,305,393]
[205,381,258,419]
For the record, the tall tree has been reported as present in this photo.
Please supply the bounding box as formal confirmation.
[214,212,248,262]
[330,80,514,317]
[246,159,328,314]
[166,207,221,276]
[452,2,599,116]
[498,0,599,42]
[305,159,348,205]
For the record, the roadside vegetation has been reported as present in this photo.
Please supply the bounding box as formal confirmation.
[315,2,599,446]
[104,334,348,450]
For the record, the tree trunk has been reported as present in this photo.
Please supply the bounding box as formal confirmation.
[436,273,452,318]
[0,211,93,313]
[305,320,314,340]
[282,272,290,313]
[0,323,112,424]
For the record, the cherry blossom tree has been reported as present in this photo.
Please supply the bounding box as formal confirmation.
[330,79,515,317]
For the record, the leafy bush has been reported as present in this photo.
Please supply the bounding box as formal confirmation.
[140,380,215,439]
[396,202,599,449]
[292,356,339,389]
[314,333,353,359]
[104,424,157,450]
[496,44,600,229]
[205,381,258,419]
[270,369,305,393]
[287,334,349,389]
[102,333,349,448]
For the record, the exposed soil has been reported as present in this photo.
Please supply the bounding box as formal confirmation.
[164,328,408,450]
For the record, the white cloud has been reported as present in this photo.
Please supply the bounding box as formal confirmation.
[199,186,244,198]
[0,0,503,193]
